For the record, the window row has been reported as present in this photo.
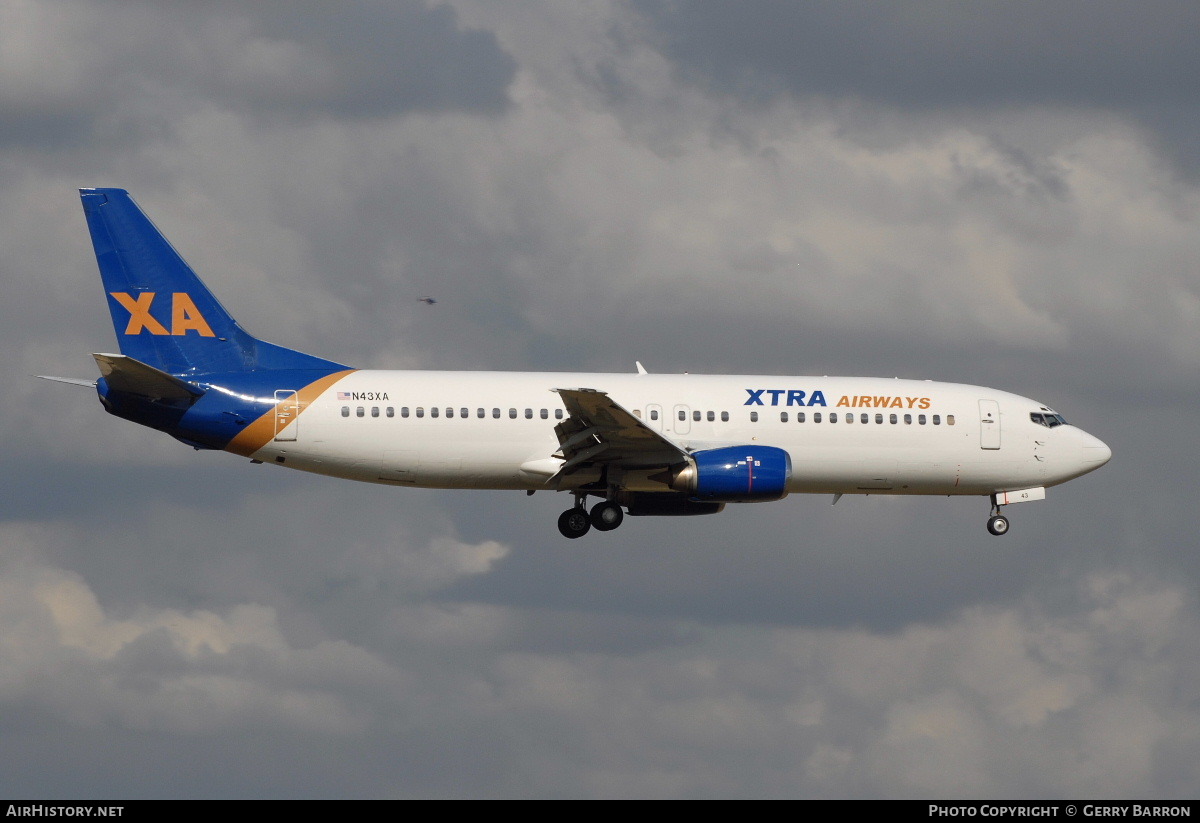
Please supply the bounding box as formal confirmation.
[646,409,730,423]
[341,406,567,420]
[338,405,955,427]
[749,411,955,426]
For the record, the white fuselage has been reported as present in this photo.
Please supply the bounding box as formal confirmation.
[249,371,1111,498]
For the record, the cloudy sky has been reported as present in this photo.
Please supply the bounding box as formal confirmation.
[3,0,1200,798]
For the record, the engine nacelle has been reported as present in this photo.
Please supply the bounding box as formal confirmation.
[671,445,791,502]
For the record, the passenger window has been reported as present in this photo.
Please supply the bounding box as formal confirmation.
[555,409,564,420]
[875,413,883,424]
[650,410,659,421]
[386,407,394,418]
[845,413,853,424]
[707,411,715,422]
[750,411,759,422]
[797,412,805,423]
[918,414,927,425]
[813,412,822,423]
[678,410,686,421]
[461,408,468,418]
[692,410,700,422]
[540,409,548,419]
[341,406,349,417]
[431,407,439,418]
[446,408,454,418]
[721,411,729,422]
[371,406,379,418]
[493,408,500,419]
[861,413,869,424]
[509,409,517,419]
[416,407,425,418]
[933,415,941,425]
[947,415,955,426]
[890,414,898,424]
[477,408,484,418]
[356,407,365,418]
[525,409,533,419]
[830,413,838,423]
[780,412,788,422]
[401,407,410,418]
[904,414,912,424]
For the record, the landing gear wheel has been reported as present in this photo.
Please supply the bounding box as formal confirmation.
[987,514,1010,536]
[558,508,591,539]
[590,501,624,532]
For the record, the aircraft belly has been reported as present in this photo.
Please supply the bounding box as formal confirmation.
[376,442,542,489]
[785,444,1046,496]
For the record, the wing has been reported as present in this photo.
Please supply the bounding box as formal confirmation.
[548,388,687,486]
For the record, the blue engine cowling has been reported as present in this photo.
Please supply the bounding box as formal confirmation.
[671,445,792,502]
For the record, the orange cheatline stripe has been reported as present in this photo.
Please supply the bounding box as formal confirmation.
[225,370,357,457]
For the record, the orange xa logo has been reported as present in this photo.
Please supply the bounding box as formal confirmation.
[110,292,216,337]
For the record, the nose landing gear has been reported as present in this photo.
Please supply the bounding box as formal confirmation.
[986,494,1010,536]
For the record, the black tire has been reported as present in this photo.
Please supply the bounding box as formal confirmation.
[987,515,1010,536]
[558,508,591,539]
[590,501,624,532]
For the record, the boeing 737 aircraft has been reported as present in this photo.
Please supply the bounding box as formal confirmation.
[44,189,1111,538]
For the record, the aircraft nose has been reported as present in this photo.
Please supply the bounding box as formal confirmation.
[1078,430,1112,468]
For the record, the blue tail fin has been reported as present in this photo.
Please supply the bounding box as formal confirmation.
[80,188,346,375]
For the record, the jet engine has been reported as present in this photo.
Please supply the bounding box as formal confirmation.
[666,445,792,502]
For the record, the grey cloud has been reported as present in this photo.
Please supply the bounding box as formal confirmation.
[633,0,1200,170]
[0,0,514,151]
[634,0,1200,110]
[3,541,1196,797]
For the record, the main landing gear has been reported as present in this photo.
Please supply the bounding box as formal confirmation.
[556,494,625,539]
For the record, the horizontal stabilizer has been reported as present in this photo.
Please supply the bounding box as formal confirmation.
[92,353,205,401]
[35,375,97,388]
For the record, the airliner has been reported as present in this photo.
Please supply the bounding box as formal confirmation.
[43,188,1111,538]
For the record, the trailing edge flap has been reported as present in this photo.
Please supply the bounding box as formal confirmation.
[92,353,205,401]
[552,388,687,471]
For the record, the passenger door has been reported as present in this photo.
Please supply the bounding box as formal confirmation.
[274,390,299,441]
[978,399,1001,450]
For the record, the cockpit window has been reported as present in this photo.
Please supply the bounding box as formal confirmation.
[1031,412,1068,428]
